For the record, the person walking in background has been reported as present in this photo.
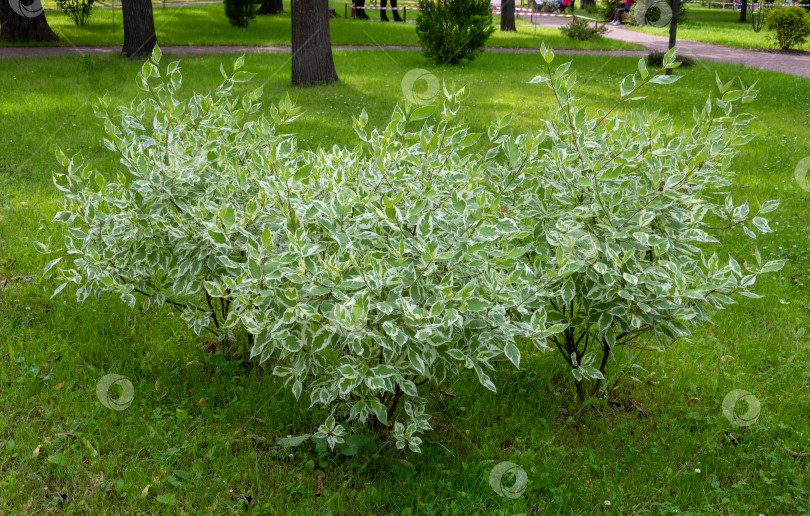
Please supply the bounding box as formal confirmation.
[380,0,403,21]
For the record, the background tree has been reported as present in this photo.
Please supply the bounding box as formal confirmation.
[291,0,338,85]
[121,0,157,58]
[256,0,283,14]
[739,0,747,22]
[0,0,58,42]
[500,0,516,31]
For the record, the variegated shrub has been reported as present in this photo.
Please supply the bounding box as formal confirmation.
[43,46,783,452]
[505,47,784,398]
[44,48,550,452]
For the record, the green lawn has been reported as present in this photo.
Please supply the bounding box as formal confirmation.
[7,1,642,50]
[2,50,810,514]
[630,5,796,50]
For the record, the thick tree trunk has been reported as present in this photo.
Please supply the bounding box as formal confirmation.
[121,0,157,58]
[0,0,58,42]
[256,0,283,14]
[500,0,516,31]
[739,0,747,22]
[291,0,338,85]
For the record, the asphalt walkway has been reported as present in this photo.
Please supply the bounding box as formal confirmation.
[2,4,808,78]
[517,12,810,77]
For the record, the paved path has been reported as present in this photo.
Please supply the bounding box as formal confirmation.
[0,43,649,58]
[44,0,222,10]
[604,25,809,77]
[2,12,808,78]
[518,13,810,77]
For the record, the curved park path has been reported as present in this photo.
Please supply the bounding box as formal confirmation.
[1,17,808,78]
[518,13,810,77]
[607,25,810,78]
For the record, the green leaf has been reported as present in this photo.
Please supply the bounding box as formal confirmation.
[42,257,62,277]
[759,200,779,214]
[649,74,681,85]
[370,365,399,378]
[457,132,482,149]
[620,75,635,97]
[369,399,388,425]
[277,434,311,448]
[400,380,418,397]
[466,298,489,311]
[221,207,236,229]
[598,312,612,333]
[561,279,576,305]
[209,230,227,245]
[261,228,272,249]
[410,105,435,121]
[334,232,352,251]
[637,58,649,80]
[473,363,497,393]
[248,258,262,280]
[52,211,73,224]
[504,342,521,369]
[663,47,678,67]
[32,240,50,254]
[231,71,255,83]
[292,380,302,400]
[760,260,786,274]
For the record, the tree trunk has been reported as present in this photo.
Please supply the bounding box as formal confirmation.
[256,0,283,14]
[0,0,58,42]
[500,0,516,31]
[666,0,679,76]
[580,0,595,8]
[121,0,157,58]
[291,0,338,85]
[739,0,747,22]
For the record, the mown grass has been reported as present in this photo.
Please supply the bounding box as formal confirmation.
[5,0,642,50]
[1,50,810,514]
[630,5,801,50]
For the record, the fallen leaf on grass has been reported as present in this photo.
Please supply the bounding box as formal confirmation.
[314,475,324,497]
